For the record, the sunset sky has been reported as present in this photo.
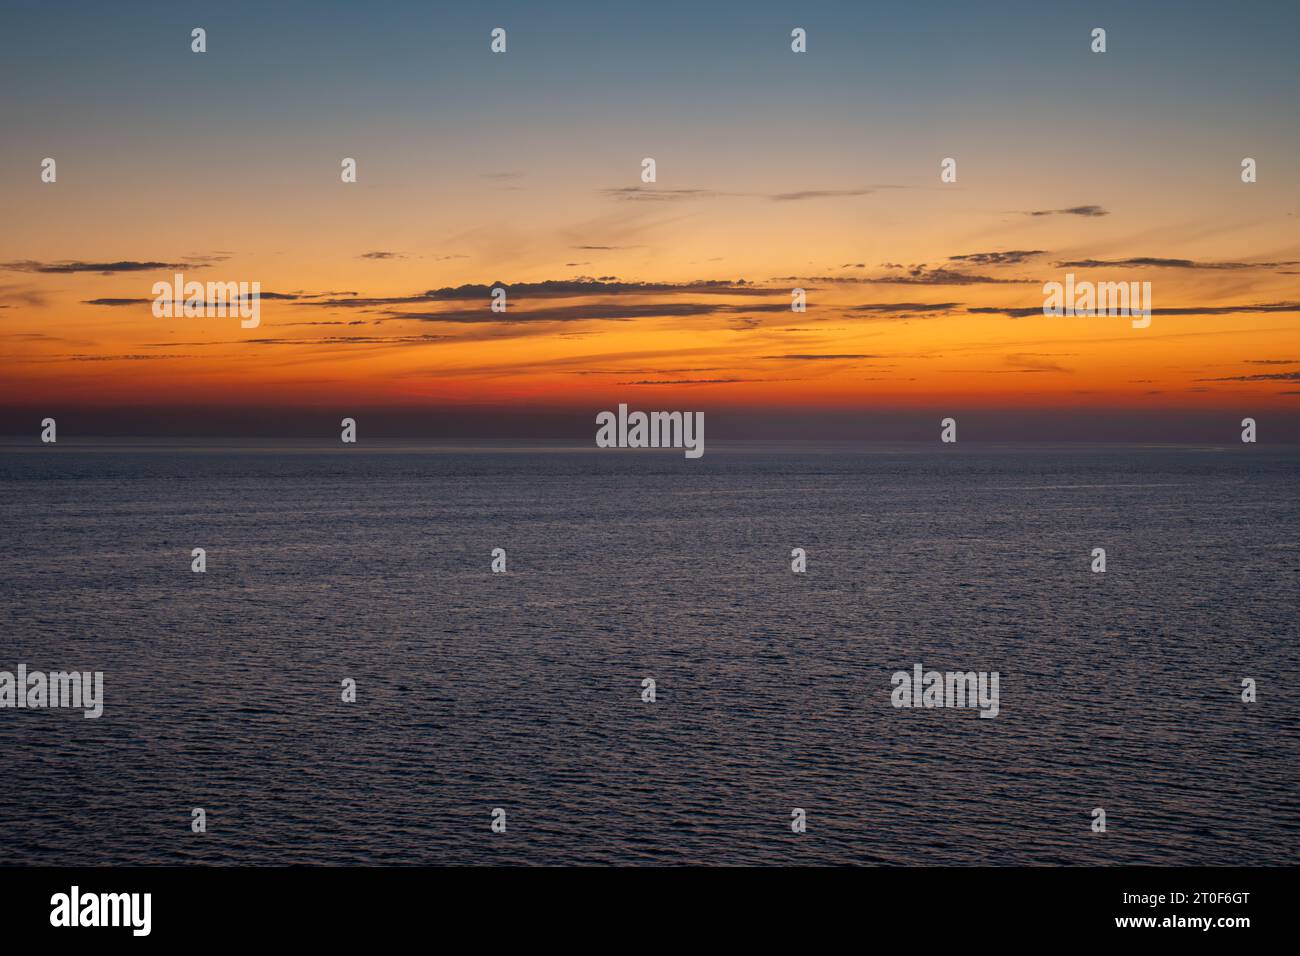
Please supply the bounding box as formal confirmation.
[2,0,1298,438]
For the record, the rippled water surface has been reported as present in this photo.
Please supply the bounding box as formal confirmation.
[1,442,1297,865]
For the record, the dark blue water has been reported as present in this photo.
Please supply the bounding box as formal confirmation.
[1,442,1296,864]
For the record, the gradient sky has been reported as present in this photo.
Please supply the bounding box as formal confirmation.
[2,1,1298,437]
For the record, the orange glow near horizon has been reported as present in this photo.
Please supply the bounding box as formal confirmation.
[4,250,1298,414]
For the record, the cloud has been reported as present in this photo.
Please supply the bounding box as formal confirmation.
[969,301,1300,318]
[949,250,1045,266]
[763,353,877,361]
[603,186,883,204]
[865,266,1035,285]
[617,378,754,385]
[575,366,729,377]
[1027,205,1109,217]
[1199,371,1300,382]
[601,187,722,202]
[779,263,1035,286]
[774,269,1024,286]
[359,251,405,260]
[768,189,872,201]
[846,302,960,314]
[277,320,369,327]
[1055,257,1300,270]
[0,284,49,307]
[240,334,449,346]
[84,291,306,307]
[1005,352,1073,373]
[1,259,204,274]
[295,278,776,309]
[386,301,793,324]
[67,354,192,362]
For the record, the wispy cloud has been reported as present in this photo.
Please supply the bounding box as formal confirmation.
[2,259,205,274]
[1026,205,1109,218]
[1056,256,1299,270]
[775,268,1030,286]
[846,301,960,314]
[67,354,193,362]
[386,301,793,324]
[295,278,777,309]
[617,378,755,385]
[949,250,1045,266]
[763,353,878,361]
[970,301,1300,318]
[865,266,1035,286]
[602,187,722,202]
[767,189,873,202]
[84,291,305,307]
[239,334,449,347]
[0,284,48,307]
[1199,371,1300,382]
[1005,352,1074,373]
[603,185,882,203]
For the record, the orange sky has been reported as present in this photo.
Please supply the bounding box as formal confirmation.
[3,2,1299,430]
[4,200,1298,415]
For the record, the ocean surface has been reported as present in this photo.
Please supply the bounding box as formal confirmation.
[1,441,1296,865]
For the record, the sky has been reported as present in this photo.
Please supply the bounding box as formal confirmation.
[1,0,1298,439]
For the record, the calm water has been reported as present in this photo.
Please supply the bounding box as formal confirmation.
[1,442,1297,865]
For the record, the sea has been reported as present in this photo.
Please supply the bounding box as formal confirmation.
[1,440,1296,865]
